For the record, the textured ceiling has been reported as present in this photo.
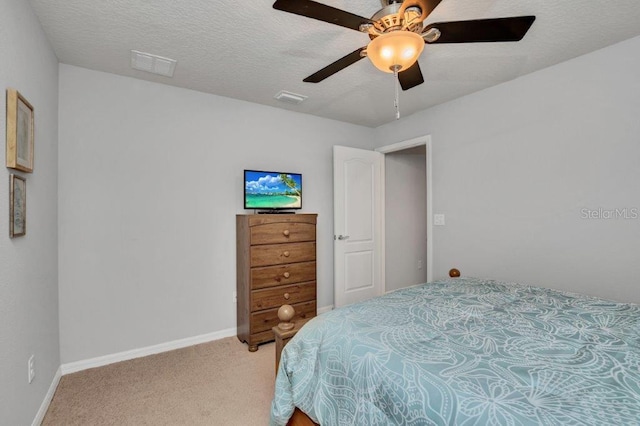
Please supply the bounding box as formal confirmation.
[28,0,640,127]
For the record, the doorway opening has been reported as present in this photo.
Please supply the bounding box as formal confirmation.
[376,136,433,292]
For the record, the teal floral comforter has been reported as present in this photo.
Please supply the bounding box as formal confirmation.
[270,278,640,425]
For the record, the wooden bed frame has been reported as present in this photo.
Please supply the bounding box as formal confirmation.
[286,408,318,426]
[275,269,462,425]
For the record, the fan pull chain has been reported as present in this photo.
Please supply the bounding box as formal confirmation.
[393,67,400,120]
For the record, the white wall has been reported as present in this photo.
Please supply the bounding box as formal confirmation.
[375,35,640,304]
[0,0,60,423]
[58,64,374,363]
[385,146,427,291]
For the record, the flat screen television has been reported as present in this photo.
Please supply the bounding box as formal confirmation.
[244,169,302,211]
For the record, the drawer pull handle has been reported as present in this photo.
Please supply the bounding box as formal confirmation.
[283,272,290,278]
[283,251,290,257]
[283,230,290,236]
[284,293,290,300]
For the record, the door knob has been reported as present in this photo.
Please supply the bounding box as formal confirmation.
[337,235,350,240]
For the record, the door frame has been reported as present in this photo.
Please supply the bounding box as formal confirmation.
[376,135,434,290]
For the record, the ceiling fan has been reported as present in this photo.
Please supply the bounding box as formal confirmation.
[272,0,536,91]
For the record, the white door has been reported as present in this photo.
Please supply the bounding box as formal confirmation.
[333,145,384,308]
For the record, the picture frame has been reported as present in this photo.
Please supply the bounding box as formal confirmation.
[9,174,26,238]
[6,88,34,173]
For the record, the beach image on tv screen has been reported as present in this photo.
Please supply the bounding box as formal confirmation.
[245,171,301,209]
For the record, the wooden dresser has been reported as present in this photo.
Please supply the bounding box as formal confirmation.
[236,214,317,352]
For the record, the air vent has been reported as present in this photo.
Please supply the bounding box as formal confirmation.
[274,90,308,105]
[131,50,177,77]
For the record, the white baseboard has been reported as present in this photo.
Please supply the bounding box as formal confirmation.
[39,307,335,422]
[60,307,335,376]
[317,304,333,314]
[61,327,237,375]
[32,366,61,426]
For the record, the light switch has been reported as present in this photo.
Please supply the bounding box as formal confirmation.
[434,214,445,226]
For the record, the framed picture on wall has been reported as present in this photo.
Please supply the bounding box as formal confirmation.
[6,88,34,173]
[9,174,26,238]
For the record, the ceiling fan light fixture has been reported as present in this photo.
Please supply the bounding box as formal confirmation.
[367,30,424,73]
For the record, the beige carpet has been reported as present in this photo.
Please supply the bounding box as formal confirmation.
[43,337,275,425]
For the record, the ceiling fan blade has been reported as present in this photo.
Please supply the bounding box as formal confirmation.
[303,47,366,83]
[424,16,536,43]
[273,0,373,32]
[416,0,444,20]
[397,0,443,25]
[398,61,424,91]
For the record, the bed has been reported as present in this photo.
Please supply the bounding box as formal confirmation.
[270,276,640,425]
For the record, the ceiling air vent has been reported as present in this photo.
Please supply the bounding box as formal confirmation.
[274,90,307,105]
[131,50,177,77]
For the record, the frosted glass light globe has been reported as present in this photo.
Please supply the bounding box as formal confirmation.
[367,31,425,73]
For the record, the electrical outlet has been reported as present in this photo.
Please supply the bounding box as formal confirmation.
[434,214,445,226]
[417,260,423,270]
[233,291,237,303]
[28,355,35,384]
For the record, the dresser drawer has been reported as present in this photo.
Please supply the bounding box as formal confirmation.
[250,300,316,334]
[250,242,316,267]
[250,222,316,245]
[251,282,316,311]
[251,261,316,290]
